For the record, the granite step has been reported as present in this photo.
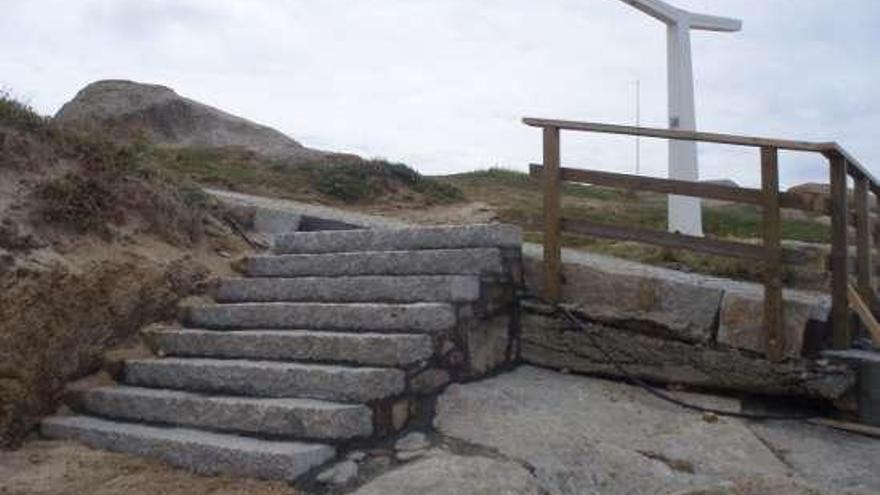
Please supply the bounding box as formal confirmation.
[41,415,335,481]
[151,328,434,367]
[214,275,480,304]
[70,386,373,440]
[124,358,406,403]
[274,224,521,254]
[245,248,503,278]
[183,302,456,333]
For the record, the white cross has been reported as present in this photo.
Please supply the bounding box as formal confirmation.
[618,0,741,236]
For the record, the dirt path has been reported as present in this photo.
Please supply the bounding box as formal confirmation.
[0,440,302,495]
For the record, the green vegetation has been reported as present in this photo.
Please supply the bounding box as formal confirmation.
[444,167,831,287]
[154,147,463,206]
[0,91,49,133]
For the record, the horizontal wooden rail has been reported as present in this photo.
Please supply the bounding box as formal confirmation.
[561,218,766,260]
[529,164,818,212]
[524,118,879,192]
[523,118,835,152]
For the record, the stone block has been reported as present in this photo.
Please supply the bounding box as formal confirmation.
[214,275,480,304]
[184,302,456,333]
[274,224,522,254]
[246,248,504,278]
[125,358,406,402]
[153,328,433,367]
[72,386,373,439]
[522,247,723,343]
[717,288,830,358]
[41,416,334,481]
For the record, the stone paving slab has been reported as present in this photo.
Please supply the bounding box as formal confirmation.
[433,366,877,495]
[41,416,334,482]
[214,275,480,304]
[73,386,373,440]
[184,302,456,333]
[246,249,504,278]
[152,328,434,366]
[125,358,406,403]
[274,224,521,254]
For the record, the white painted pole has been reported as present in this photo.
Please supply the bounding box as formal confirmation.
[616,0,740,237]
[667,22,703,236]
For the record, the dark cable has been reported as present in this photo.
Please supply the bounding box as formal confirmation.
[521,291,816,421]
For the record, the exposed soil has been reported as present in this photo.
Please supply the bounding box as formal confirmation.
[0,440,299,495]
[0,101,252,448]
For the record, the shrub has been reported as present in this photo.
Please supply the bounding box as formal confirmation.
[0,91,49,133]
[314,162,382,202]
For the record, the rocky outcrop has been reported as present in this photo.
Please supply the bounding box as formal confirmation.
[433,367,877,495]
[55,80,325,163]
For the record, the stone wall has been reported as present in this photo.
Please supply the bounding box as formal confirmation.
[522,244,832,359]
[519,244,855,400]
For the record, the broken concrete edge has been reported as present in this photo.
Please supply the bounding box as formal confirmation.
[521,242,832,358]
[518,307,855,400]
[204,188,412,230]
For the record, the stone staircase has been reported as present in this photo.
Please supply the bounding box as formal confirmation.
[41,224,522,482]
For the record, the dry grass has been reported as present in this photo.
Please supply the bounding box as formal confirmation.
[0,93,246,448]
[441,168,830,285]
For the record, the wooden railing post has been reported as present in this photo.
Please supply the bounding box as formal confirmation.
[761,147,784,361]
[855,176,872,306]
[829,153,851,349]
[854,175,873,341]
[542,126,562,302]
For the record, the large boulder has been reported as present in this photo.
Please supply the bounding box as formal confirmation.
[522,244,724,344]
[55,80,325,163]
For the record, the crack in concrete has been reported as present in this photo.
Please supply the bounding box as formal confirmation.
[745,425,796,473]
[634,449,697,475]
[438,434,552,495]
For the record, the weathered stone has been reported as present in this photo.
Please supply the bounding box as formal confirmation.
[247,248,504,278]
[520,311,853,399]
[391,399,410,431]
[274,224,522,254]
[253,207,301,234]
[435,366,795,494]
[152,328,433,367]
[408,368,451,395]
[396,449,427,461]
[184,302,456,333]
[522,245,723,343]
[464,314,512,376]
[395,431,429,452]
[214,275,480,304]
[55,80,325,163]
[125,358,406,402]
[747,420,880,492]
[42,415,334,482]
[316,460,358,485]
[717,288,831,358]
[71,385,373,440]
[351,451,542,495]
[347,450,367,462]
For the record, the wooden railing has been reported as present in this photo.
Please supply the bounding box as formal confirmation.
[524,117,880,361]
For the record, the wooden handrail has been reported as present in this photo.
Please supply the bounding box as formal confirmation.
[529,164,820,212]
[524,118,879,193]
[525,116,877,361]
[523,118,835,152]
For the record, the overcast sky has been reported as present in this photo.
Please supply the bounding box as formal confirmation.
[2,0,877,188]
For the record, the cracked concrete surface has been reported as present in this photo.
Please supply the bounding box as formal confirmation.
[378,366,877,495]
